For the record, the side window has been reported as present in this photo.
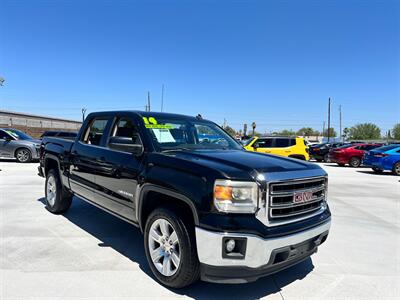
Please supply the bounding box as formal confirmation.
[289,138,296,146]
[274,138,289,148]
[110,117,142,145]
[82,118,109,146]
[0,130,11,140]
[257,138,273,148]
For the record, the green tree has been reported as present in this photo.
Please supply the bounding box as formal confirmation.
[296,127,320,137]
[349,123,381,140]
[224,125,237,137]
[323,128,337,137]
[393,123,400,140]
[276,129,296,136]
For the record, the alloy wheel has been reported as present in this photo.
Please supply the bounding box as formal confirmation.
[17,149,30,162]
[46,175,57,206]
[148,218,181,277]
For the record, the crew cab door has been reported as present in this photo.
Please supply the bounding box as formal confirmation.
[92,115,144,223]
[69,117,111,201]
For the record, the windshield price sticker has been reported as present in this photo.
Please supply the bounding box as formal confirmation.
[143,117,174,129]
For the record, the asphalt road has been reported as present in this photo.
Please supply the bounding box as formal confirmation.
[0,160,399,299]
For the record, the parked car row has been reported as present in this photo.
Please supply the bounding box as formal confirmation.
[309,141,400,175]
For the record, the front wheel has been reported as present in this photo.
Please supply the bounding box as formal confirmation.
[45,169,73,214]
[323,154,330,163]
[392,162,400,176]
[15,148,32,163]
[349,157,361,168]
[144,207,200,288]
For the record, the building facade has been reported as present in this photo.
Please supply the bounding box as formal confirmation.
[0,110,82,138]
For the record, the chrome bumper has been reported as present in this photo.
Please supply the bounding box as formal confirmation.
[195,220,331,269]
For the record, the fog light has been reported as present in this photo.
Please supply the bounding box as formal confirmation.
[226,239,236,252]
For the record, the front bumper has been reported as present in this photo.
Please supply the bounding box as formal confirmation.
[195,220,331,283]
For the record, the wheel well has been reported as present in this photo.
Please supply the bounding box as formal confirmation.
[139,191,196,231]
[14,147,31,158]
[44,158,58,176]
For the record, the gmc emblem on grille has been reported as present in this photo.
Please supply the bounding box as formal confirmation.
[293,191,314,203]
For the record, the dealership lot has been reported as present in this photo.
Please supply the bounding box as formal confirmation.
[0,161,399,299]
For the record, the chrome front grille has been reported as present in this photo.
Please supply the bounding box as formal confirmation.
[267,177,327,224]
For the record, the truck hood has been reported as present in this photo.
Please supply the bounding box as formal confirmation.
[162,149,324,181]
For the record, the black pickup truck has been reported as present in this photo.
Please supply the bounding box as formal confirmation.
[38,111,331,288]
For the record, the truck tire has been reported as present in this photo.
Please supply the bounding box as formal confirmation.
[144,207,200,288]
[392,162,400,176]
[45,169,73,214]
[349,157,361,168]
[15,148,32,163]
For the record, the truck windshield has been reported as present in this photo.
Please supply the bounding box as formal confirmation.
[143,118,242,151]
[4,129,33,140]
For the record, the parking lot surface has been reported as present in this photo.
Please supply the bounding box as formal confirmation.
[0,160,399,299]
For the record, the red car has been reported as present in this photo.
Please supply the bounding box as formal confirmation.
[328,143,383,167]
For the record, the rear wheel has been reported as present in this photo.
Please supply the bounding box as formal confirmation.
[372,167,383,173]
[45,169,73,213]
[323,154,330,163]
[392,162,400,176]
[349,157,361,168]
[144,207,200,288]
[15,148,32,163]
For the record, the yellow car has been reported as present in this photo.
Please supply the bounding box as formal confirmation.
[243,136,310,160]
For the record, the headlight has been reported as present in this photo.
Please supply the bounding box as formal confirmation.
[34,144,41,148]
[214,180,259,213]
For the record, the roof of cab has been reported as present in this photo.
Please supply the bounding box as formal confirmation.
[87,110,208,122]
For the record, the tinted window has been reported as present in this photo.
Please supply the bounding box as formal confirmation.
[274,138,289,148]
[44,132,57,137]
[110,118,142,145]
[256,138,273,148]
[290,139,296,146]
[82,118,108,146]
[0,130,11,140]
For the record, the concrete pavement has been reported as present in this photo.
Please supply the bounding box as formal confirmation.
[0,161,399,299]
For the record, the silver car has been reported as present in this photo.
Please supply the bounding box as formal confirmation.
[0,128,41,162]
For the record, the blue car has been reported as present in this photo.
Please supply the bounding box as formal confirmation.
[363,144,400,175]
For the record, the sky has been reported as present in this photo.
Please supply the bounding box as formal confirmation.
[0,0,399,134]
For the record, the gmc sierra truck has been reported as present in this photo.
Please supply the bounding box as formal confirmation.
[38,111,331,288]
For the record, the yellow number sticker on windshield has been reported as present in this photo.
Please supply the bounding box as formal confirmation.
[143,117,173,129]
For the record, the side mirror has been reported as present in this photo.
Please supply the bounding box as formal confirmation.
[4,136,13,142]
[109,136,144,156]
[253,143,258,150]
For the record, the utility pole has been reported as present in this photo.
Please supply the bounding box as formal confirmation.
[147,91,151,112]
[223,118,227,129]
[327,97,331,143]
[323,121,325,138]
[160,84,165,112]
[81,108,87,122]
[339,105,342,143]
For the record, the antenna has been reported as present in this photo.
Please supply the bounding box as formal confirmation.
[327,97,331,142]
